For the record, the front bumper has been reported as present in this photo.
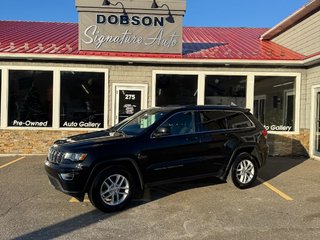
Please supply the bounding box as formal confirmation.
[44,160,89,201]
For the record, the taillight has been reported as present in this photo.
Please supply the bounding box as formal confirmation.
[262,129,268,138]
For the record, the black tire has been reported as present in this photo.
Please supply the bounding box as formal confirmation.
[228,153,258,189]
[88,167,134,213]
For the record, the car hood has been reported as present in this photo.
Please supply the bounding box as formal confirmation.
[54,130,112,144]
[54,130,131,147]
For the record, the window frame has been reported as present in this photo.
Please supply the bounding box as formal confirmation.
[59,70,107,129]
[310,85,320,160]
[152,70,301,134]
[154,73,199,107]
[7,69,54,128]
[0,67,301,134]
[204,75,247,107]
[0,66,109,130]
[253,73,301,135]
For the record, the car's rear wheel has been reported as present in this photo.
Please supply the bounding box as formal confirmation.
[88,167,134,212]
[228,153,258,189]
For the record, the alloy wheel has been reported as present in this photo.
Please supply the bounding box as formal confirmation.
[235,159,255,184]
[100,174,130,206]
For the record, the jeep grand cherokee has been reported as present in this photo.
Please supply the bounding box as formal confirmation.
[45,105,268,212]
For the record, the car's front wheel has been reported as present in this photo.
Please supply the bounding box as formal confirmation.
[88,167,134,212]
[228,153,258,189]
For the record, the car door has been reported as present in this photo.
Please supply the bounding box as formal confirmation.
[194,110,230,174]
[141,111,205,183]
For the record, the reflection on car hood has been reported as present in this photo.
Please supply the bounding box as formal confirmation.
[54,130,128,145]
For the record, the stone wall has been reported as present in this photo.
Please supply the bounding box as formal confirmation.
[0,130,89,154]
[268,129,309,157]
[0,129,310,156]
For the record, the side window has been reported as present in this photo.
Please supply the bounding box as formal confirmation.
[160,111,194,135]
[198,111,227,132]
[225,112,253,129]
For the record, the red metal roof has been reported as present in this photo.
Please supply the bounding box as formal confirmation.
[0,20,306,61]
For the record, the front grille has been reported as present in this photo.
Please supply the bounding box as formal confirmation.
[48,148,65,164]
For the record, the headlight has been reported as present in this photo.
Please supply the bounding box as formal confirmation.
[63,153,87,162]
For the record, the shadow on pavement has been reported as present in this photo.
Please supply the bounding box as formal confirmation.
[13,178,225,239]
[148,177,225,201]
[14,210,112,240]
[13,157,308,239]
[258,156,309,183]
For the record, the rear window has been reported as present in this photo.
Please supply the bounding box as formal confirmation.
[225,111,254,129]
[198,110,253,132]
[199,111,227,131]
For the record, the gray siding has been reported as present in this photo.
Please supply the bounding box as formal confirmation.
[300,71,308,130]
[273,10,320,56]
[306,65,320,129]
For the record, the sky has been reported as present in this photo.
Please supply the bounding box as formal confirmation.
[0,0,311,28]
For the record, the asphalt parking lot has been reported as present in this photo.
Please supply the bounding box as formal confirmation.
[0,155,320,240]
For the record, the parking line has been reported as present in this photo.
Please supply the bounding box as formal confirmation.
[0,157,26,169]
[69,197,90,203]
[257,177,293,201]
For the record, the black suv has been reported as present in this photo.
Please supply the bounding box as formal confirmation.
[45,105,268,212]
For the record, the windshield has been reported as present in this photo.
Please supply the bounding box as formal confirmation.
[118,109,167,136]
[109,110,146,132]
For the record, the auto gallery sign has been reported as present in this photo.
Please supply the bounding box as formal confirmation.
[75,0,186,54]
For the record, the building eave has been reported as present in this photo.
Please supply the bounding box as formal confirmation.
[304,53,320,67]
[261,0,320,40]
[0,52,307,67]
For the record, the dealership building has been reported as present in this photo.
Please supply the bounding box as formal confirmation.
[0,0,320,157]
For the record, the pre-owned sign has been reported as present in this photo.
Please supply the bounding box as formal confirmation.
[76,0,186,54]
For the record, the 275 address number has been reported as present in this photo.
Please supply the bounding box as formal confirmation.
[125,94,136,100]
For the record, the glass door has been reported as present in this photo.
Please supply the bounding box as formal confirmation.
[254,95,266,125]
[315,92,320,156]
[117,89,142,123]
[113,84,148,125]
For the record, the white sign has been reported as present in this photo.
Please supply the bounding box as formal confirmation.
[264,125,293,131]
[63,121,102,128]
[82,25,179,50]
[76,0,186,54]
[13,120,49,127]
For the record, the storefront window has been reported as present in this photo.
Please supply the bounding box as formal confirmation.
[60,71,105,128]
[205,75,246,107]
[156,74,198,106]
[8,70,53,127]
[254,76,296,132]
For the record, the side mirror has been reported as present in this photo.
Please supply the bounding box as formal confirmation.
[153,126,171,138]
